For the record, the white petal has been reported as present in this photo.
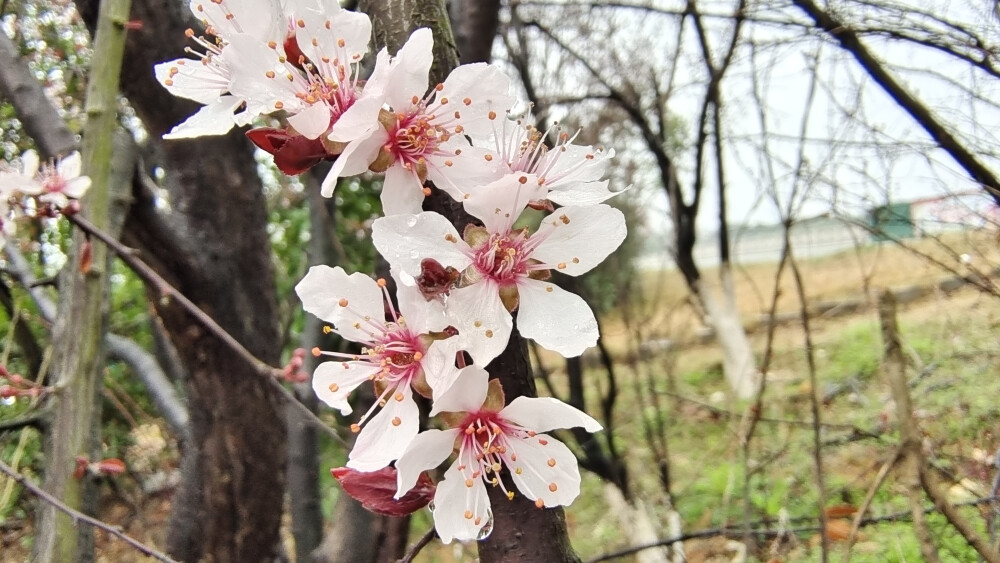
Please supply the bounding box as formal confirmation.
[395,428,459,498]
[438,63,513,140]
[323,128,389,196]
[226,34,305,114]
[448,280,512,366]
[462,173,545,233]
[163,96,243,139]
[501,396,602,433]
[294,265,384,343]
[287,102,331,139]
[531,204,627,276]
[154,58,229,104]
[62,177,91,200]
[296,5,371,65]
[0,173,39,195]
[424,140,504,202]
[503,433,582,507]
[328,95,385,142]
[381,163,426,216]
[515,277,597,357]
[21,150,40,177]
[433,461,491,544]
[347,385,420,471]
[371,212,471,277]
[430,365,488,415]
[545,178,619,207]
[395,275,448,333]
[312,360,379,415]
[384,28,433,110]
[421,338,463,401]
[56,152,82,179]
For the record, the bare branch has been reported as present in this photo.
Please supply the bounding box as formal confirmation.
[0,459,179,563]
[0,29,77,157]
[64,213,346,447]
[790,0,1000,204]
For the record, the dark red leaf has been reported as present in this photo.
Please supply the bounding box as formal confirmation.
[247,127,333,175]
[246,127,292,155]
[332,466,435,517]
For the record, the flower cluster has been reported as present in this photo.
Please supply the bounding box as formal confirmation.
[157,0,626,544]
[0,150,92,250]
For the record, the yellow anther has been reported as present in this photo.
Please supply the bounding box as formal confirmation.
[548,483,558,492]
[311,347,321,357]
[391,417,401,426]
[329,383,339,392]
[547,458,556,467]
[535,498,544,508]
[338,298,349,307]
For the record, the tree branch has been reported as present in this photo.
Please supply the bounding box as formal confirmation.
[64,213,346,447]
[790,0,1000,204]
[0,29,78,157]
[0,458,178,563]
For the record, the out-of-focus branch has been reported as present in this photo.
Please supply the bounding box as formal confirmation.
[105,334,190,441]
[584,495,1000,563]
[0,30,77,157]
[790,0,1000,204]
[65,213,346,447]
[0,459,178,563]
[4,244,191,441]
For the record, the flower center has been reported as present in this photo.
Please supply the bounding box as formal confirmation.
[470,232,532,284]
[368,326,424,384]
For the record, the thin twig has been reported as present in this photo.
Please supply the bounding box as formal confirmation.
[397,526,437,563]
[0,459,178,563]
[920,465,1000,563]
[787,247,829,562]
[585,496,1000,563]
[842,446,901,560]
[65,213,346,446]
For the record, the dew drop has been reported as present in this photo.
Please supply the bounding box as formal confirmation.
[476,508,494,540]
[406,216,418,227]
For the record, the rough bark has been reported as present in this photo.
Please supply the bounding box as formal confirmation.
[451,0,501,64]
[357,2,581,561]
[73,0,287,560]
[34,1,131,559]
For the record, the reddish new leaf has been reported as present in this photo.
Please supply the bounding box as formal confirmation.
[246,127,333,175]
[332,466,435,517]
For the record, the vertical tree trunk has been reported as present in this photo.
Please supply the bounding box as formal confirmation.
[34,0,131,560]
[357,1,582,560]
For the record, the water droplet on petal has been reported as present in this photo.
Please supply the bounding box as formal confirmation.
[406,216,418,227]
[476,508,494,540]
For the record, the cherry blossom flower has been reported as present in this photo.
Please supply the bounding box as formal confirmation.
[295,265,461,471]
[154,1,287,138]
[394,376,601,544]
[0,150,91,207]
[487,110,624,207]
[372,173,627,364]
[324,27,512,215]
[225,1,373,141]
